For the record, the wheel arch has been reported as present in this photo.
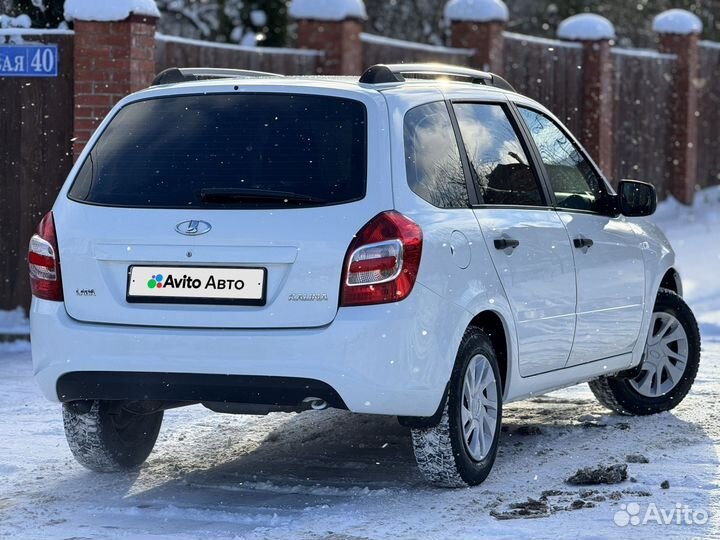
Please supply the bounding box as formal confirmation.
[467,310,511,399]
[398,308,513,429]
[629,264,684,370]
[659,267,683,297]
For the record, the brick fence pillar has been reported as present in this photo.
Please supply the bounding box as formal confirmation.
[558,14,615,182]
[445,0,508,73]
[289,0,365,75]
[72,14,158,159]
[654,9,702,205]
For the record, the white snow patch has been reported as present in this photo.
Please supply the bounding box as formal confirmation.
[360,32,474,55]
[288,0,367,22]
[700,40,720,50]
[652,9,703,36]
[239,32,257,47]
[557,13,615,41]
[250,9,267,27]
[64,0,160,22]
[444,0,509,23]
[0,340,30,354]
[0,308,29,336]
[0,14,31,29]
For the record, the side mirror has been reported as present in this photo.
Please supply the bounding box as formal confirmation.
[618,180,657,217]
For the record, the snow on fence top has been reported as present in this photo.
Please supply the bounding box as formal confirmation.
[64,0,160,22]
[652,9,703,36]
[155,33,323,56]
[611,47,675,61]
[0,14,31,29]
[503,31,581,49]
[288,0,367,21]
[557,13,615,41]
[360,33,473,55]
[700,40,720,50]
[444,0,508,23]
[0,28,74,36]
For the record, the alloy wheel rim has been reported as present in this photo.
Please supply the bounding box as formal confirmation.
[460,354,499,461]
[630,311,689,398]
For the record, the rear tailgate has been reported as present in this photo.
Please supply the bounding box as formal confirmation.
[54,86,392,328]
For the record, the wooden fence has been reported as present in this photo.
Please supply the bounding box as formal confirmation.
[698,42,720,190]
[361,33,474,66]
[611,48,675,197]
[503,32,584,137]
[155,34,321,75]
[0,31,74,311]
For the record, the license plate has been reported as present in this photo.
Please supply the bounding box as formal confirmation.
[127,266,266,305]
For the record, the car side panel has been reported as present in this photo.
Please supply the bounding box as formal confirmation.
[383,88,518,400]
[626,217,679,367]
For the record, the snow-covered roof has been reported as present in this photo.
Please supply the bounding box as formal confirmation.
[288,0,367,22]
[557,13,615,41]
[64,0,161,22]
[652,9,703,36]
[444,0,509,23]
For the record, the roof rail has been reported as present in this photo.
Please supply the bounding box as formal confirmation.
[359,63,515,92]
[151,67,283,86]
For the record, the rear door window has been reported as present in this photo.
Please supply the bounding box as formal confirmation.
[68,93,367,208]
[453,103,544,207]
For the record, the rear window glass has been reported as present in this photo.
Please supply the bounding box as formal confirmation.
[68,93,367,208]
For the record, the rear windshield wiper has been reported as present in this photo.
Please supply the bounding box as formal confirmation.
[199,188,326,205]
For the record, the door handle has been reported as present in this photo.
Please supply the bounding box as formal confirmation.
[494,238,520,250]
[573,237,594,249]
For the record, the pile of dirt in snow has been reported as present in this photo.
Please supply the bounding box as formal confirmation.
[566,464,628,485]
[491,498,550,520]
[625,453,649,464]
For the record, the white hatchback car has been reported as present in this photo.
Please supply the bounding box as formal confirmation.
[30,64,700,487]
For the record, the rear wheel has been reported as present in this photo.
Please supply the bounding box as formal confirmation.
[411,328,502,487]
[589,289,700,415]
[63,400,163,472]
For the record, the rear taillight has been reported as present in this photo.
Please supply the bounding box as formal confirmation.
[29,211,63,301]
[341,211,422,307]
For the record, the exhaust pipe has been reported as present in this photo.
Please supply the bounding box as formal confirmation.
[303,397,328,411]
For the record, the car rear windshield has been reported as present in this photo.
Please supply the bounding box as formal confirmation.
[68,93,367,208]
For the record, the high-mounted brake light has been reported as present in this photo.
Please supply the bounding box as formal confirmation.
[341,211,422,307]
[29,211,63,301]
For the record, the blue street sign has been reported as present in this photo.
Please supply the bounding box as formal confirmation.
[0,43,58,77]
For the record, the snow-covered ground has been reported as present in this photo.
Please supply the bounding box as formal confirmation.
[1,189,719,539]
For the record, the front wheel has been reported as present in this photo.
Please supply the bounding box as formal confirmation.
[589,289,701,415]
[63,400,163,472]
[411,328,503,487]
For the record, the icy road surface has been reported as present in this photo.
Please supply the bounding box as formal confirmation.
[1,188,719,539]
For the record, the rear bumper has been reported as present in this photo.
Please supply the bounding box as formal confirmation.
[56,371,348,409]
[30,283,468,416]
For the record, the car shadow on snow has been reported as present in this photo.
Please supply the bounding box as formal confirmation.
[45,389,717,526]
